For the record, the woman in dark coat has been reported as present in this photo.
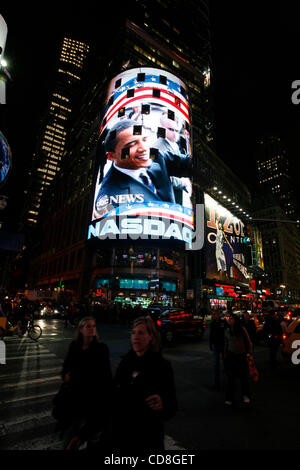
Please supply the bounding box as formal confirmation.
[57,316,112,450]
[111,316,177,453]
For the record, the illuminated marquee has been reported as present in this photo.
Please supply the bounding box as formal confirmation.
[205,193,252,282]
[88,67,194,245]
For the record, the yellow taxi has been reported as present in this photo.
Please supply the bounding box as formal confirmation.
[281,317,300,360]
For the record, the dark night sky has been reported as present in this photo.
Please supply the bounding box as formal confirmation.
[210,2,300,195]
[1,1,300,229]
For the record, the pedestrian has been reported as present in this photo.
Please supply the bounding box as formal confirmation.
[64,305,74,328]
[109,315,177,453]
[209,309,227,390]
[55,316,112,450]
[224,314,253,406]
[242,311,257,349]
[263,311,283,367]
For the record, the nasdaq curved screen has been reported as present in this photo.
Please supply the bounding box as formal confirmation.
[87,67,194,247]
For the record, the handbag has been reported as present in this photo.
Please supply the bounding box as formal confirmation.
[246,353,259,382]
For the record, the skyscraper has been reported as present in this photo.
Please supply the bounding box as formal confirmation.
[255,135,299,220]
[20,2,254,307]
[253,135,300,299]
[23,37,89,227]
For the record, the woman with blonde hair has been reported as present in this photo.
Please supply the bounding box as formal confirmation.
[110,315,177,453]
[55,316,112,450]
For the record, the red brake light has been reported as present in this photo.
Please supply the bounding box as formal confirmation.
[157,320,162,326]
[282,334,287,341]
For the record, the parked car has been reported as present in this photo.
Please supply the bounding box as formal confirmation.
[152,308,206,343]
[281,317,300,361]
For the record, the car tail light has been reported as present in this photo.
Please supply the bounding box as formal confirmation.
[157,320,162,326]
[282,334,287,341]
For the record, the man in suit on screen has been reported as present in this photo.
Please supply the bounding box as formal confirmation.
[94,119,192,218]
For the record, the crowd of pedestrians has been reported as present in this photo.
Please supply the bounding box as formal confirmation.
[52,303,289,453]
[1,292,289,453]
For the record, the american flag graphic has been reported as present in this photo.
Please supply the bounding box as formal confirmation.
[100,71,191,136]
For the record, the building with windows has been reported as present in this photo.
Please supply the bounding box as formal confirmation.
[252,204,300,301]
[22,37,89,227]
[20,1,256,311]
[252,135,300,301]
[255,135,299,220]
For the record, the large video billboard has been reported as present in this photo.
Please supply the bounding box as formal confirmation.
[87,67,194,247]
[205,193,252,282]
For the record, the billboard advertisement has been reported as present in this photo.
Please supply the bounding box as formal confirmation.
[253,226,264,270]
[87,67,194,247]
[205,193,252,282]
[0,131,12,186]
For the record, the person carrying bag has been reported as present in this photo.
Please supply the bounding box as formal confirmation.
[224,313,253,406]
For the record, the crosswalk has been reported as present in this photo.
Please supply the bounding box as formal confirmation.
[0,331,185,451]
[0,334,63,450]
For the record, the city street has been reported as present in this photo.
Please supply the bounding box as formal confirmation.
[0,318,299,452]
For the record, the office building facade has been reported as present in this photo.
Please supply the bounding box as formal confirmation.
[255,135,299,220]
[22,37,89,227]
[21,2,256,311]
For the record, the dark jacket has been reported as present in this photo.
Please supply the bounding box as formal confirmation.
[209,319,227,352]
[111,348,177,453]
[95,149,192,213]
[60,339,112,441]
[225,326,253,355]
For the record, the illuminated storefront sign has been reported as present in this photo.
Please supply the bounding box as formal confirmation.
[215,284,237,298]
[87,67,194,247]
[205,193,252,282]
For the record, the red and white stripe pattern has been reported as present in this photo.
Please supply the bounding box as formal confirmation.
[100,71,191,136]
